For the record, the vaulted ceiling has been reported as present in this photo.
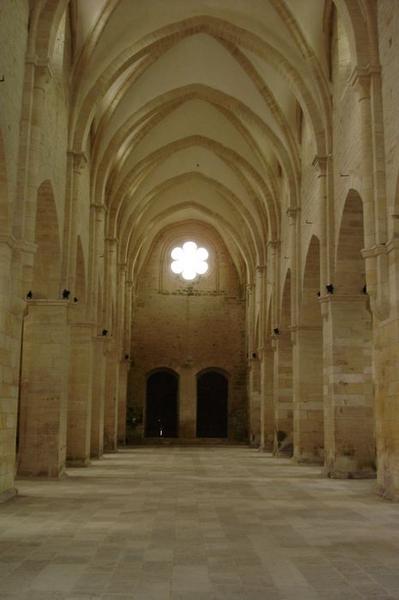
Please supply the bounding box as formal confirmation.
[68,0,332,282]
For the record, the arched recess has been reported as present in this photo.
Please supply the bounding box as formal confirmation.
[32,181,61,299]
[295,236,324,463]
[325,191,375,477]
[274,270,293,456]
[0,130,9,236]
[196,368,228,438]
[145,368,179,438]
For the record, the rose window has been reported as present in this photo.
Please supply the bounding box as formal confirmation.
[170,241,209,281]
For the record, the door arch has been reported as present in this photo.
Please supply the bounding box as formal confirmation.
[196,369,228,438]
[145,369,178,438]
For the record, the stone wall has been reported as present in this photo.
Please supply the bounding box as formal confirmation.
[128,222,247,442]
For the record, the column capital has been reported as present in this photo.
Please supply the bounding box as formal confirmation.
[105,237,118,247]
[312,155,328,175]
[67,151,88,174]
[349,65,379,99]
[0,233,37,255]
[286,206,300,220]
[90,202,107,214]
[267,240,281,251]
[361,243,387,259]
[26,56,53,88]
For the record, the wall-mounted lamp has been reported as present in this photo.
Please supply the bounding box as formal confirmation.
[326,284,334,294]
[73,297,78,303]
[26,290,33,299]
[362,284,367,295]
[317,291,321,297]
[273,327,280,335]
[62,289,71,299]
[102,329,108,336]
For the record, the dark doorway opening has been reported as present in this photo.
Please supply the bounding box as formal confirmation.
[197,370,228,438]
[145,370,178,437]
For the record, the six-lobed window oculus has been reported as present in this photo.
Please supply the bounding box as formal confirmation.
[170,241,209,281]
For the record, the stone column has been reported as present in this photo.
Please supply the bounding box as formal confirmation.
[103,340,119,452]
[321,294,375,478]
[118,358,129,445]
[179,362,196,439]
[292,325,324,464]
[18,300,70,477]
[118,278,133,445]
[375,238,399,498]
[0,239,22,499]
[22,60,53,246]
[67,321,94,466]
[63,152,88,290]
[90,335,106,458]
[88,203,106,315]
[260,344,274,452]
[352,69,389,316]
[272,331,293,456]
[248,355,261,446]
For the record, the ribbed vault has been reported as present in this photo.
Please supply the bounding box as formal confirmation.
[63,0,346,281]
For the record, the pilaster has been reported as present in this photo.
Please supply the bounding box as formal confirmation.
[320,294,375,478]
[18,300,70,478]
[67,318,95,466]
[90,335,106,458]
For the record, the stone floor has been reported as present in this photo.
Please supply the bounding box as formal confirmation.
[1,447,399,600]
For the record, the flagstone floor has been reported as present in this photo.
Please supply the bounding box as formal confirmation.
[1,446,399,599]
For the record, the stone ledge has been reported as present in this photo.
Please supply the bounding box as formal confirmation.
[325,468,377,480]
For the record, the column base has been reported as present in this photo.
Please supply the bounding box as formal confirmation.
[324,455,376,479]
[325,469,376,479]
[293,453,324,466]
[0,487,17,503]
[258,445,273,453]
[90,450,104,459]
[274,448,294,458]
[17,469,66,480]
[376,483,399,501]
[66,458,91,468]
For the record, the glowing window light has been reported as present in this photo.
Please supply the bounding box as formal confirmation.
[170,241,209,281]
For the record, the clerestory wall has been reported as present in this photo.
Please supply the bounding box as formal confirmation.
[128,221,247,442]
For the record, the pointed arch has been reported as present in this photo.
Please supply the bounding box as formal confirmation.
[32,180,61,299]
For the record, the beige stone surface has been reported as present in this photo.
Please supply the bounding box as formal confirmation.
[2,0,399,505]
[0,447,399,599]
